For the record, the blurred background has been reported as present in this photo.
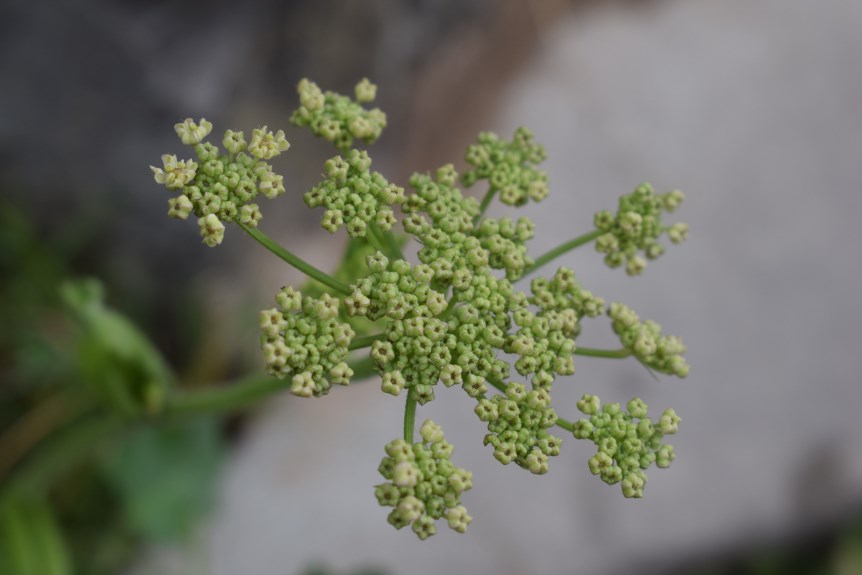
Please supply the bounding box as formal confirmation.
[2,0,862,574]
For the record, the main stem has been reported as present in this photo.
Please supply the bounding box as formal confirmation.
[348,333,385,351]
[574,347,632,359]
[403,391,417,443]
[368,223,404,262]
[523,229,603,276]
[168,355,377,416]
[474,188,497,223]
[237,221,351,295]
[167,374,289,416]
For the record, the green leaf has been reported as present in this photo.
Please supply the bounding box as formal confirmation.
[0,496,72,575]
[61,278,173,415]
[97,418,223,541]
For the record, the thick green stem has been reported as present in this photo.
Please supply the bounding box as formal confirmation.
[403,391,417,443]
[167,374,288,416]
[168,355,377,417]
[237,221,351,295]
[348,333,385,351]
[523,229,603,276]
[369,223,404,262]
[555,416,575,433]
[474,188,497,223]
[574,347,632,359]
[440,295,459,320]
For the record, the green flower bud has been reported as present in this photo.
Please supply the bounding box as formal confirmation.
[627,397,649,419]
[239,203,262,227]
[397,495,424,522]
[446,505,472,533]
[448,469,473,493]
[420,420,445,444]
[167,195,194,220]
[248,126,290,160]
[223,129,247,154]
[290,371,315,398]
[381,371,405,396]
[577,394,600,415]
[174,117,212,145]
[355,78,377,103]
[621,472,646,498]
[393,461,419,487]
[656,445,676,468]
[659,408,681,434]
[412,515,436,540]
[198,214,225,247]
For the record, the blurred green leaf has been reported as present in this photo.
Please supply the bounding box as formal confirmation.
[61,278,173,415]
[97,418,223,541]
[0,495,72,575]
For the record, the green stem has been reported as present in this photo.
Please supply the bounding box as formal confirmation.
[167,374,288,416]
[555,416,575,433]
[348,333,385,351]
[440,296,459,320]
[365,225,388,255]
[168,354,378,417]
[237,221,351,295]
[474,188,497,223]
[368,223,404,261]
[523,229,603,276]
[486,376,506,394]
[574,347,632,359]
[403,391,417,443]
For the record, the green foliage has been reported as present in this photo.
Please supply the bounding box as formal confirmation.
[61,279,172,415]
[0,496,72,575]
[98,418,223,540]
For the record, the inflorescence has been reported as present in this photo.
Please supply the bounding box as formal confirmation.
[376,420,473,539]
[152,77,690,539]
[151,119,289,246]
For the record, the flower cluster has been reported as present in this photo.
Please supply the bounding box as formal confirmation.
[529,268,605,327]
[402,166,482,280]
[375,420,473,540]
[304,149,405,238]
[608,303,689,377]
[403,165,541,281]
[477,382,561,474]
[260,287,355,397]
[290,78,387,152]
[461,127,549,207]
[473,217,535,280]
[151,119,289,246]
[346,253,512,405]
[573,395,679,498]
[593,183,688,275]
[155,77,692,540]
